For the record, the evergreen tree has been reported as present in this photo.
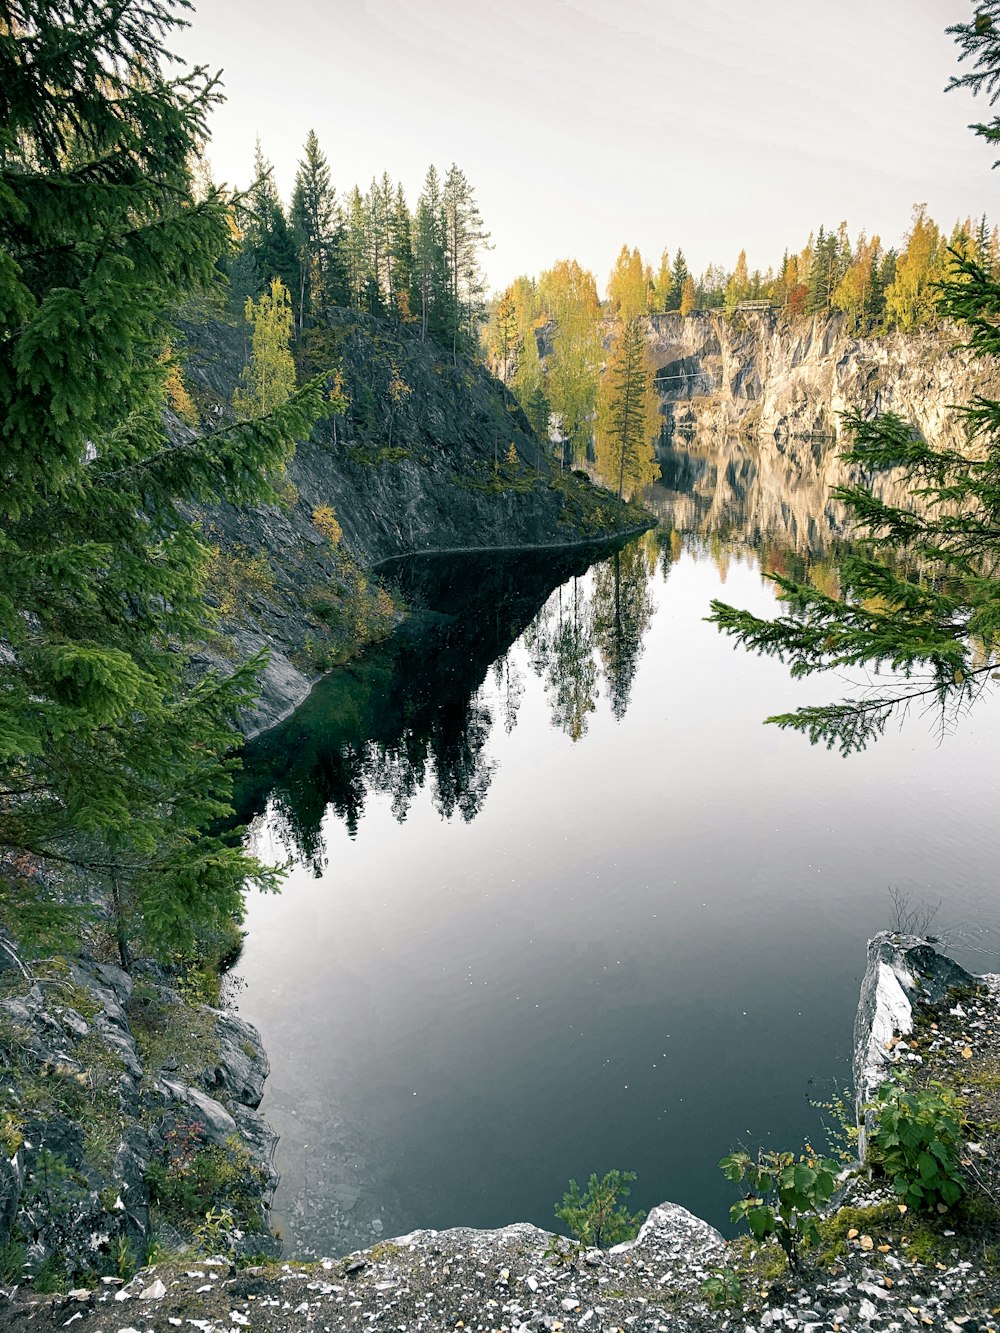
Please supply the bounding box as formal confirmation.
[411,165,450,341]
[241,140,299,297]
[390,183,414,318]
[709,5,1000,753]
[289,129,345,325]
[0,0,332,960]
[595,320,661,499]
[343,185,372,312]
[665,249,689,311]
[442,163,490,360]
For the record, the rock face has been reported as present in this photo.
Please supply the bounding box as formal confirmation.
[645,310,998,448]
[0,930,278,1289]
[177,311,650,735]
[851,931,978,1157]
[6,933,1000,1328]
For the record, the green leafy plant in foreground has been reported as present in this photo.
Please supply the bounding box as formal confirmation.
[721,1148,839,1271]
[866,1077,966,1212]
[554,1169,644,1249]
[700,1268,743,1307]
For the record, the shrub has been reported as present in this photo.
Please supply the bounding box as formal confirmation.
[554,1169,643,1249]
[721,1147,839,1271]
[312,505,343,546]
[866,1077,966,1212]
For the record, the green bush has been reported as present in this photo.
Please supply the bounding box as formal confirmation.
[554,1169,643,1249]
[866,1077,966,1212]
[721,1147,839,1271]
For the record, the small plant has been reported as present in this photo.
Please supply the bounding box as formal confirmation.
[720,1147,839,1272]
[866,1077,966,1212]
[543,1232,584,1267]
[809,1082,859,1164]
[194,1205,243,1257]
[700,1268,742,1307]
[554,1169,643,1249]
[312,504,343,547]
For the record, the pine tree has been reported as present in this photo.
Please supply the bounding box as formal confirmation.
[241,140,299,298]
[595,320,661,499]
[442,163,490,360]
[708,5,1000,754]
[390,183,414,318]
[289,129,345,325]
[411,165,450,341]
[665,249,689,311]
[0,0,331,961]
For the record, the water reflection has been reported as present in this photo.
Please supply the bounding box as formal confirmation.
[235,540,659,867]
[237,440,870,865]
[236,431,1000,1258]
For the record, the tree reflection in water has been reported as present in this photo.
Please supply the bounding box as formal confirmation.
[233,540,653,870]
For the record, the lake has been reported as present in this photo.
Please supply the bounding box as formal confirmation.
[233,438,1000,1259]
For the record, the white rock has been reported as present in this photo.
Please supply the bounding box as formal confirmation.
[140,1278,166,1300]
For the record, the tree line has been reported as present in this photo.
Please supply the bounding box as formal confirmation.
[227,135,490,361]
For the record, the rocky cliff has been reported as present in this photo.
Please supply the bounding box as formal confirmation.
[177,310,650,735]
[646,310,1000,449]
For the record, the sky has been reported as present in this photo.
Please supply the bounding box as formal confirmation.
[173,0,997,294]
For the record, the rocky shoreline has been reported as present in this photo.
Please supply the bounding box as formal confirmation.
[3,931,998,1331]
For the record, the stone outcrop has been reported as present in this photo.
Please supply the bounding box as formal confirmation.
[645,310,999,449]
[0,930,278,1291]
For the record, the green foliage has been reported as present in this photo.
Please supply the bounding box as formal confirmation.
[0,0,336,966]
[233,277,297,420]
[700,1268,742,1307]
[553,1170,643,1249]
[147,1125,266,1233]
[866,1077,967,1212]
[720,1147,839,1271]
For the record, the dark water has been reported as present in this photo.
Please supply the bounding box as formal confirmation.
[233,442,1000,1259]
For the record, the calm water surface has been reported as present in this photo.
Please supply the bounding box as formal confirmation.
[234,442,1000,1258]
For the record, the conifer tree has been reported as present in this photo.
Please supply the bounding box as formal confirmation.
[595,320,661,499]
[0,0,331,960]
[242,140,299,297]
[666,249,689,311]
[442,163,490,360]
[411,165,450,341]
[289,129,345,324]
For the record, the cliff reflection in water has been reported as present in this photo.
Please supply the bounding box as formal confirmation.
[234,538,659,870]
[236,435,869,870]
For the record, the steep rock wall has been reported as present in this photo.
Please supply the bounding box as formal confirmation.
[646,310,999,448]
[177,311,649,735]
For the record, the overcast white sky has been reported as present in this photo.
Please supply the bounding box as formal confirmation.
[174,0,996,293]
